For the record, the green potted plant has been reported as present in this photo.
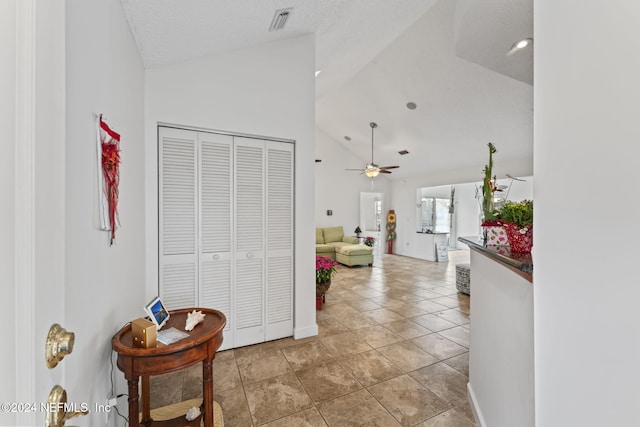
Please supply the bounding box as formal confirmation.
[481,143,499,222]
[354,226,362,237]
[499,200,533,253]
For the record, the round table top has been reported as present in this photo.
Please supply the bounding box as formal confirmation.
[111,307,226,357]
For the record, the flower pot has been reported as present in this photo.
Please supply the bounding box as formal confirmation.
[316,279,331,296]
[504,223,533,253]
[483,225,509,246]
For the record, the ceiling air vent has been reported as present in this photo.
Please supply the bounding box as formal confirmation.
[398,150,410,155]
[269,8,293,32]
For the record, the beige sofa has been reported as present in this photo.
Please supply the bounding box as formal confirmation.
[316,226,373,267]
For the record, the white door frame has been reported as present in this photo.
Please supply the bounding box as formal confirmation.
[14,1,67,425]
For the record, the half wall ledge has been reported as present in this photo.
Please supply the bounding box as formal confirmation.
[457,237,533,283]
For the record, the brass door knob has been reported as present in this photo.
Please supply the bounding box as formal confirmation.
[45,385,88,427]
[45,324,75,369]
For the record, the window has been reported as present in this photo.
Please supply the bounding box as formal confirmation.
[419,197,450,233]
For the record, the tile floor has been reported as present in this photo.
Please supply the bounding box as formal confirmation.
[150,250,475,426]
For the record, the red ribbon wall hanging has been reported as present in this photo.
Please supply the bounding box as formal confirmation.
[96,115,121,246]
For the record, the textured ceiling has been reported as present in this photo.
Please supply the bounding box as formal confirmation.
[120,0,533,180]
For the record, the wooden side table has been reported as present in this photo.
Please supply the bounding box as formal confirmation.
[112,308,226,427]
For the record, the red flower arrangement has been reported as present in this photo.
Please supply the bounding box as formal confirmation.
[316,256,338,284]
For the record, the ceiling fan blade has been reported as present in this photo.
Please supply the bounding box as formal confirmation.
[379,165,399,170]
[345,168,365,171]
[379,169,392,174]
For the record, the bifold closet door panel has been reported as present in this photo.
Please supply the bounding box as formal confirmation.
[234,137,266,347]
[158,127,198,309]
[199,132,234,348]
[265,141,294,340]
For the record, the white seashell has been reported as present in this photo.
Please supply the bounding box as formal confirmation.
[185,310,206,331]
[185,406,200,421]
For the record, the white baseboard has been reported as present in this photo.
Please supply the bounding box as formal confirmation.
[294,323,318,339]
[468,382,487,427]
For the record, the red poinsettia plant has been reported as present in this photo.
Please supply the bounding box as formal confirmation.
[316,256,338,284]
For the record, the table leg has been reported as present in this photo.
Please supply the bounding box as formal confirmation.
[127,378,140,427]
[202,359,214,426]
[141,375,151,425]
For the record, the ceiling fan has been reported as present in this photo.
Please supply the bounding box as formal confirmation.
[346,122,399,177]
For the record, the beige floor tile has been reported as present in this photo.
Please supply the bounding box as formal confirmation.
[281,340,335,371]
[433,309,470,326]
[363,308,406,323]
[368,374,452,426]
[443,352,469,377]
[335,312,380,330]
[384,319,433,339]
[339,349,403,387]
[149,253,474,426]
[211,358,241,393]
[411,334,468,360]
[343,299,383,312]
[149,370,184,409]
[320,302,361,318]
[236,346,292,385]
[410,314,459,332]
[320,332,374,357]
[317,318,351,337]
[183,363,204,400]
[437,326,470,348]
[317,389,401,427]
[296,360,363,403]
[354,325,404,348]
[409,362,470,405]
[274,335,319,349]
[377,340,439,372]
[260,407,328,427]
[216,384,253,427]
[415,407,476,427]
[244,372,313,425]
[410,300,452,314]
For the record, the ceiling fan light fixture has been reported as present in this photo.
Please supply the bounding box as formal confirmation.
[365,167,380,178]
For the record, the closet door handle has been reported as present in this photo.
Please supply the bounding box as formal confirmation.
[246,252,254,259]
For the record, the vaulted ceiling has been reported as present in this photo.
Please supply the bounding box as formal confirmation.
[121,0,533,180]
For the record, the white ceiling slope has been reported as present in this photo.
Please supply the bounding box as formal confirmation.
[120,0,533,180]
[454,0,533,85]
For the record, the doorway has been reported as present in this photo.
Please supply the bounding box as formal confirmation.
[360,192,384,257]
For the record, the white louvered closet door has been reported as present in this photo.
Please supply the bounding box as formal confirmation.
[198,132,234,349]
[159,127,198,309]
[234,137,266,347]
[265,141,294,340]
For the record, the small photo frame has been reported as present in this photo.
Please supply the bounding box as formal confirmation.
[144,297,170,330]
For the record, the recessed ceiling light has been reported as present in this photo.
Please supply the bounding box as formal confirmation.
[507,38,533,56]
[344,136,351,141]
[406,102,417,110]
[315,70,321,77]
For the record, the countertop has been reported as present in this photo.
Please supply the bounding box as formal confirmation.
[458,236,533,283]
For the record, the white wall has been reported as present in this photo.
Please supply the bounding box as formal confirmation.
[535,1,640,426]
[315,129,391,235]
[65,1,146,425]
[468,250,534,427]
[389,158,533,256]
[145,35,317,339]
[0,1,16,424]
